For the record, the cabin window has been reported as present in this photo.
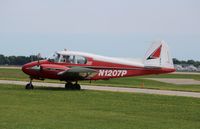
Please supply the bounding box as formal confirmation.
[60,55,75,64]
[48,53,87,64]
[48,53,60,63]
[74,55,87,64]
[59,55,87,64]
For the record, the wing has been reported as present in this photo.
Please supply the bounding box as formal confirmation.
[58,67,97,80]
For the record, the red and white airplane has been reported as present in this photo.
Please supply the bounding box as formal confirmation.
[22,40,175,90]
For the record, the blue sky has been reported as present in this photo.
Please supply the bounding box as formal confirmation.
[0,0,200,60]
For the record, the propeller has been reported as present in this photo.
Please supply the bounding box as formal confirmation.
[30,53,44,80]
[30,53,42,71]
[37,53,41,66]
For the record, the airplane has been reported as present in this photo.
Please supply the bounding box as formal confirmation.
[22,40,175,90]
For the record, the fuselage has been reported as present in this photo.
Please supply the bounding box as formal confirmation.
[22,51,175,81]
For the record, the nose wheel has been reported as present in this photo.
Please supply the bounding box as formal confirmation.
[65,82,81,90]
[25,78,34,90]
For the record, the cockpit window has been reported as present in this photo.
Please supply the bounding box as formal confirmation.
[48,53,87,64]
[60,55,75,64]
[48,53,60,62]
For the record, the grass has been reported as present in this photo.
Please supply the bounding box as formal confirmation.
[0,68,200,92]
[0,84,199,129]
[0,68,28,81]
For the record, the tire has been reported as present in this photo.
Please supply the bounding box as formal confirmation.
[65,82,73,90]
[25,83,34,90]
[74,84,81,90]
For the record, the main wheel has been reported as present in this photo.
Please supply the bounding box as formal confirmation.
[74,84,81,90]
[25,83,34,90]
[65,82,73,90]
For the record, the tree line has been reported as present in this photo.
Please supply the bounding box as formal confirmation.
[0,54,199,66]
[173,58,200,67]
[0,54,42,65]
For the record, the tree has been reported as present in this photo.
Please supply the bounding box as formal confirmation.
[0,55,6,65]
[173,58,180,64]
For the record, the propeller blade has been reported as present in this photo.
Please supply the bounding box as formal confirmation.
[37,53,41,66]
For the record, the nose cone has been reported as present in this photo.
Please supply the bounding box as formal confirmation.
[22,64,26,73]
[22,61,39,75]
[22,63,32,75]
[22,60,49,76]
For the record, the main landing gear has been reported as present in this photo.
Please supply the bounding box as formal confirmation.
[25,78,34,90]
[65,81,81,90]
[25,78,81,90]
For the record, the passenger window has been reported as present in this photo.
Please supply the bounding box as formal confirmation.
[59,55,87,64]
[60,55,75,64]
[75,55,87,64]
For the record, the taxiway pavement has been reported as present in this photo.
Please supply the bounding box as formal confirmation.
[0,80,199,98]
[146,78,200,85]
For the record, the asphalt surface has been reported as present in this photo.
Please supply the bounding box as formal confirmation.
[146,78,200,85]
[0,66,21,69]
[0,80,199,98]
[171,72,200,75]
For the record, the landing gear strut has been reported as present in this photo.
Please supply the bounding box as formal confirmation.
[65,81,81,90]
[25,78,34,90]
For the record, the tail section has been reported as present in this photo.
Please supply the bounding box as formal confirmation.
[144,40,174,69]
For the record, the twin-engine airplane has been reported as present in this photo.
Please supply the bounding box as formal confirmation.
[22,40,175,90]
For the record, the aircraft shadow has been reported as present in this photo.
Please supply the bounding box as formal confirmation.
[34,87,83,91]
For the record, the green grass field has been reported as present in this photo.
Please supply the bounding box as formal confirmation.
[0,68,28,81]
[0,84,199,129]
[0,68,200,92]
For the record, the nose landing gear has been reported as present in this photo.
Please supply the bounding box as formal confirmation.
[25,78,34,90]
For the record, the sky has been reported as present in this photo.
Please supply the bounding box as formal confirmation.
[0,0,200,60]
